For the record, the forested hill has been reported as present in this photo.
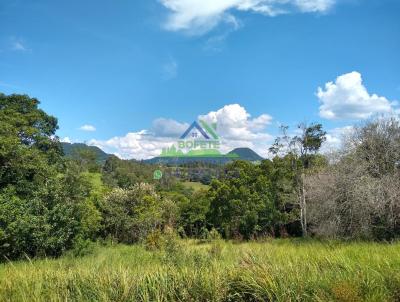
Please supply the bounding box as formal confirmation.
[61,143,264,164]
[145,147,263,164]
[227,148,263,161]
[61,142,111,163]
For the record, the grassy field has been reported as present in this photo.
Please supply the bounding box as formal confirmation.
[181,181,210,191]
[1,239,400,302]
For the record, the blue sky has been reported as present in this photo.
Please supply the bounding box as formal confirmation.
[0,0,399,158]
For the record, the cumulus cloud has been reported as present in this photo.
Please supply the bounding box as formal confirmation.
[199,104,273,154]
[89,131,174,160]
[152,118,189,137]
[317,72,396,120]
[320,126,354,153]
[160,0,336,34]
[60,137,72,143]
[79,124,96,132]
[88,104,273,159]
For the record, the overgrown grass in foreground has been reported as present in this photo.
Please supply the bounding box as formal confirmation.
[1,239,400,301]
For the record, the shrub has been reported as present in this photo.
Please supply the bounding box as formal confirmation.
[144,230,164,251]
[162,229,183,265]
[98,183,167,244]
[68,236,95,257]
[208,228,222,240]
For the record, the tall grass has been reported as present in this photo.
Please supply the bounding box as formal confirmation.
[1,239,399,301]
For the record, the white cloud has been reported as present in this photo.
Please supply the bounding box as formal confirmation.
[201,104,273,154]
[89,130,174,160]
[89,104,273,159]
[294,0,335,12]
[79,124,96,132]
[60,137,72,143]
[152,118,189,137]
[199,104,273,155]
[321,126,354,153]
[317,71,396,120]
[160,0,336,34]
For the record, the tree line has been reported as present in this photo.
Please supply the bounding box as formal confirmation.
[1,93,399,261]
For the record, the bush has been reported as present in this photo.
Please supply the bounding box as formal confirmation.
[0,168,99,260]
[199,227,222,244]
[68,236,95,257]
[209,228,222,240]
[98,183,164,244]
[144,230,164,251]
[162,229,183,265]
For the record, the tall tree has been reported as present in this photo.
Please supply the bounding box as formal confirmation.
[269,123,326,236]
[0,93,99,260]
[208,161,282,239]
[0,93,61,196]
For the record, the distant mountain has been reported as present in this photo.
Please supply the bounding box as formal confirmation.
[145,156,232,165]
[61,142,111,163]
[145,147,263,165]
[228,148,263,161]
[60,142,263,165]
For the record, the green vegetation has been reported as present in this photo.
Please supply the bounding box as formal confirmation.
[1,92,400,301]
[0,93,101,259]
[61,142,111,164]
[227,147,263,161]
[160,146,239,158]
[1,240,399,301]
[181,181,209,191]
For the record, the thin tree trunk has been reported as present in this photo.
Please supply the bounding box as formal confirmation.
[300,173,307,236]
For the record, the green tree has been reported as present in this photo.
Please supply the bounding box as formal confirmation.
[208,161,281,239]
[260,157,301,236]
[0,94,61,196]
[102,156,153,188]
[0,93,100,260]
[269,123,327,236]
[176,189,210,237]
[70,148,101,173]
[98,183,175,243]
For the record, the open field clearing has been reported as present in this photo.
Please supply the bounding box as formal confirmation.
[1,239,400,302]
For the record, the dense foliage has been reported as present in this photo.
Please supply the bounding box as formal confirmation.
[98,183,178,243]
[1,92,399,262]
[0,94,100,259]
[208,161,286,239]
[102,156,154,188]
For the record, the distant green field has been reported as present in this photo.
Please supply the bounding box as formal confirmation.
[1,239,399,301]
[181,181,209,191]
